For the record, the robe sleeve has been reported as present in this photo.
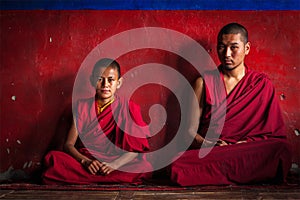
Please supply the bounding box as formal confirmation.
[243,78,286,142]
[114,99,150,153]
[218,71,287,143]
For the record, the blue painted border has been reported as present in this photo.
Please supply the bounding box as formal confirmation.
[1,0,300,10]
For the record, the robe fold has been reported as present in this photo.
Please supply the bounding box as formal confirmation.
[170,67,292,186]
[42,96,152,185]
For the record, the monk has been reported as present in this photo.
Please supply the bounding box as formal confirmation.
[42,58,152,184]
[170,23,292,186]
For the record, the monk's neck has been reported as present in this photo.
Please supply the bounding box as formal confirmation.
[221,65,246,94]
[221,65,246,81]
[96,97,115,107]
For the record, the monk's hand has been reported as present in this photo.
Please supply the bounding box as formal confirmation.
[81,159,103,175]
[192,134,214,148]
[99,162,117,175]
[202,139,214,147]
[216,139,228,146]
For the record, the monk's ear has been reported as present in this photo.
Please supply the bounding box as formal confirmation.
[245,42,250,55]
[90,75,96,87]
[117,77,123,89]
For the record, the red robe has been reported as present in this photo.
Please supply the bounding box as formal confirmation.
[42,96,152,185]
[170,67,292,186]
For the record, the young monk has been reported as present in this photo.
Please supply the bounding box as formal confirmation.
[42,58,151,184]
[170,23,292,186]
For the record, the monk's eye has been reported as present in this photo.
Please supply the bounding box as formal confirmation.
[217,45,225,51]
[108,78,115,83]
[96,77,102,82]
[231,46,238,51]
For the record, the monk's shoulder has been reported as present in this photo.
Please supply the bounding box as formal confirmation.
[203,68,219,77]
[248,69,272,83]
[128,100,142,112]
[201,68,220,85]
[247,69,276,93]
[76,97,94,105]
[75,97,94,111]
[115,96,141,111]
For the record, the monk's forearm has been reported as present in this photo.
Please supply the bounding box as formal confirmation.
[194,134,205,143]
[63,144,91,163]
[111,152,138,169]
[186,95,200,143]
[187,77,204,143]
[188,90,201,132]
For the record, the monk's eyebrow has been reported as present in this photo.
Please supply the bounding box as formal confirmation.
[218,42,239,46]
[95,75,115,78]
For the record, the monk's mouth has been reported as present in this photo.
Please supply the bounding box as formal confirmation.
[225,60,232,64]
[97,89,110,93]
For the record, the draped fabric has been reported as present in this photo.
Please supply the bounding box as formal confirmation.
[171,138,291,186]
[170,67,292,186]
[75,96,150,161]
[198,66,286,142]
[42,96,152,184]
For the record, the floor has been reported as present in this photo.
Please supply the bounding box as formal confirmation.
[1,185,300,199]
[1,172,300,199]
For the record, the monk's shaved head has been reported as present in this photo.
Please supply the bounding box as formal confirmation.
[218,23,248,44]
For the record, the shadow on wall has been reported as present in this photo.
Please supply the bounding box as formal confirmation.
[0,74,75,183]
[46,103,73,153]
[37,75,75,181]
[149,40,214,175]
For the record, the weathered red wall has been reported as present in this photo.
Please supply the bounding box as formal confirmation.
[1,10,299,180]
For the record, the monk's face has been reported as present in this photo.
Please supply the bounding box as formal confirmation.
[92,66,122,104]
[217,33,250,71]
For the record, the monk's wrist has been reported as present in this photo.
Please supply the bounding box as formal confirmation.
[80,159,85,165]
[109,161,120,170]
[80,158,90,167]
[195,134,204,144]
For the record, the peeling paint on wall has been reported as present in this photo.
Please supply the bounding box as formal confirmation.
[280,93,286,101]
[295,129,300,136]
[28,161,33,168]
[23,162,28,169]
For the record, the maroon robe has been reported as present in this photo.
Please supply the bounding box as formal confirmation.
[42,96,152,185]
[170,67,292,186]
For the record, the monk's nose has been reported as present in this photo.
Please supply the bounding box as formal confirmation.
[101,78,108,87]
[225,47,232,57]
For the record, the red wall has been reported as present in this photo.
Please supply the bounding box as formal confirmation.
[1,10,299,179]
